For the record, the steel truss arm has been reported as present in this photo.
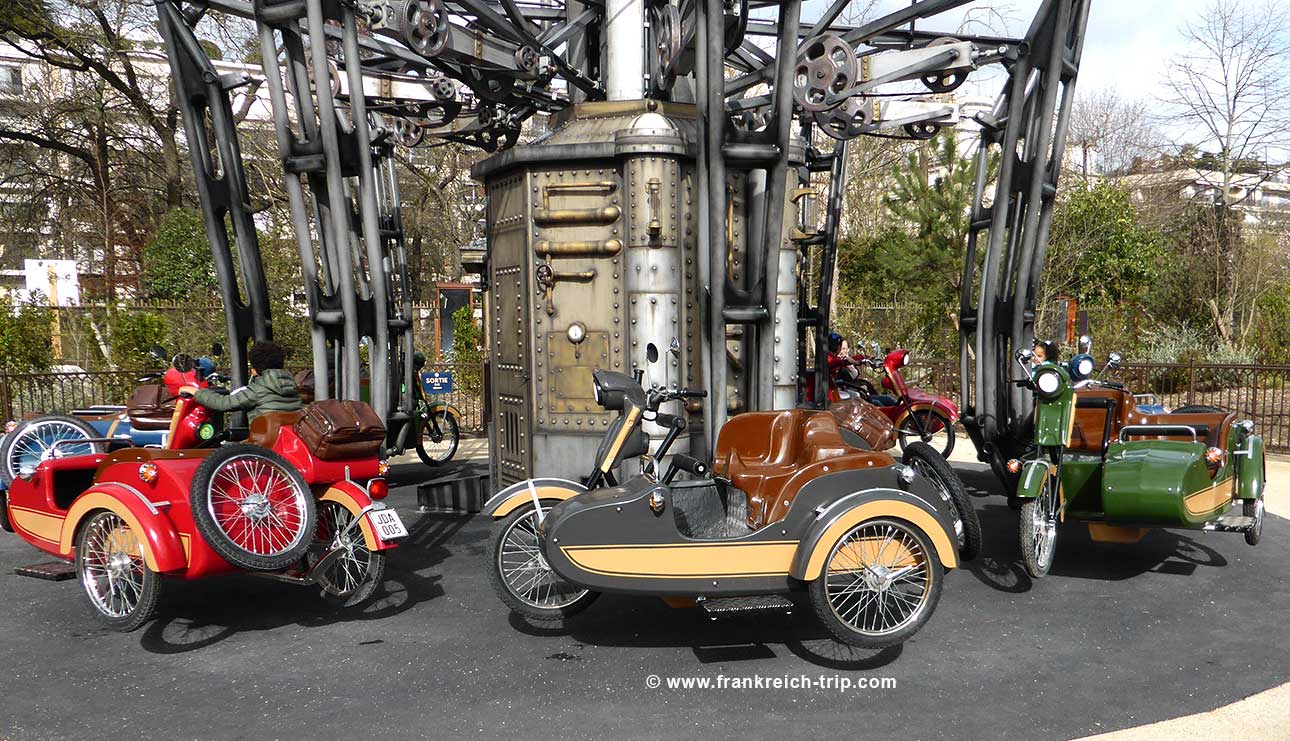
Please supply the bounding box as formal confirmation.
[959,0,1092,470]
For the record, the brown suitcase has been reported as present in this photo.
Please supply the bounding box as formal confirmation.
[126,383,177,431]
[294,399,386,460]
[829,398,896,451]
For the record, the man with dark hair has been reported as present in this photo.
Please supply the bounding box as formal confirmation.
[185,340,303,422]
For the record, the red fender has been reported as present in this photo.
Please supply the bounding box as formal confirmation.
[60,487,188,573]
[318,480,399,551]
[896,396,960,427]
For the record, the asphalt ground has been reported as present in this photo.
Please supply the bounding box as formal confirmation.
[1,461,1288,740]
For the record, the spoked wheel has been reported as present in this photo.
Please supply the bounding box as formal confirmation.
[809,517,943,648]
[308,501,387,607]
[902,441,981,561]
[190,444,316,572]
[487,504,597,623]
[897,409,956,458]
[415,408,459,466]
[0,415,104,485]
[76,510,165,631]
[1019,465,1060,578]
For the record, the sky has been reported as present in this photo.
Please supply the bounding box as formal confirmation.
[797,0,1235,145]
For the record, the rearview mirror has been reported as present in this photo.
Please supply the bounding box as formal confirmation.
[172,353,194,373]
[1078,334,1091,354]
[1015,348,1034,363]
[149,344,167,361]
[210,342,224,357]
[1107,352,1122,369]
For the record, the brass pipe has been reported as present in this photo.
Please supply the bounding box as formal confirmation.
[533,205,622,226]
[534,238,623,257]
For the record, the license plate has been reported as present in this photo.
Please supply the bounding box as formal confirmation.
[368,508,409,541]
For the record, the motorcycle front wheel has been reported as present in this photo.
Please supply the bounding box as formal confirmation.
[487,504,598,623]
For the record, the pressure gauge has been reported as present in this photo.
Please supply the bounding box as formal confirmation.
[567,322,586,344]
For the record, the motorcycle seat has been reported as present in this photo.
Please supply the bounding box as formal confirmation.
[247,410,305,449]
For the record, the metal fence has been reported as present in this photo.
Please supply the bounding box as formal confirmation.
[906,360,1290,454]
[0,364,488,435]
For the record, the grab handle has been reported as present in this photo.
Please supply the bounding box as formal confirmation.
[1118,425,1197,443]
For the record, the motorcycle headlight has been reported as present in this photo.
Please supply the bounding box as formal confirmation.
[1035,369,1062,397]
[592,375,603,405]
[1076,357,1094,378]
[901,351,910,367]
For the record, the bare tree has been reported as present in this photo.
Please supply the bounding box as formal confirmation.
[1068,89,1162,179]
[1162,0,1290,204]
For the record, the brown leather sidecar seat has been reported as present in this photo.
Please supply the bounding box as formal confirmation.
[126,383,178,431]
[247,410,305,449]
[1135,409,1238,450]
[713,410,887,529]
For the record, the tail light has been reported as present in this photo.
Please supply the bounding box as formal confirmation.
[368,478,389,500]
[1006,459,1022,474]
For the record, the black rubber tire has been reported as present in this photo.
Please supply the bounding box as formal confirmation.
[416,411,460,466]
[311,501,388,607]
[75,510,165,632]
[487,504,598,623]
[0,489,12,533]
[0,414,104,485]
[189,444,317,571]
[897,409,956,459]
[1244,496,1263,546]
[809,517,943,648]
[902,442,982,561]
[1173,404,1225,414]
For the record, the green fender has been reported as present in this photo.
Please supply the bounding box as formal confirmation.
[1032,363,1075,448]
[426,400,463,421]
[1236,434,1265,502]
[1016,458,1052,500]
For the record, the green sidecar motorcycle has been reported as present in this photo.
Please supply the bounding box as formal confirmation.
[1008,345,1266,578]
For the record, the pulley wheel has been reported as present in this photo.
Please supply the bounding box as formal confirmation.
[794,34,858,112]
[921,37,969,94]
[813,97,875,140]
[650,4,683,93]
[393,117,426,147]
[397,0,450,58]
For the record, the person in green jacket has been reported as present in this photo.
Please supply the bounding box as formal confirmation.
[184,340,304,422]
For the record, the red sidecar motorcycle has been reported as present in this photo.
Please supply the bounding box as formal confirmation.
[836,347,960,458]
[2,387,405,631]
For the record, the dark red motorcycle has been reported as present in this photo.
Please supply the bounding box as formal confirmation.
[834,346,959,458]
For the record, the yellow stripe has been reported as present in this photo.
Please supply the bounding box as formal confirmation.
[1184,476,1234,516]
[9,506,65,544]
[599,407,641,473]
[562,541,799,578]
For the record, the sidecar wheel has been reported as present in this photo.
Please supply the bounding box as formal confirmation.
[76,510,165,632]
[190,444,316,572]
[1,415,104,485]
[809,517,943,648]
[488,504,598,623]
[903,442,981,561]
[1244,496,1264,546]
[310,501,387,607]
[1020,473,1060,578]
